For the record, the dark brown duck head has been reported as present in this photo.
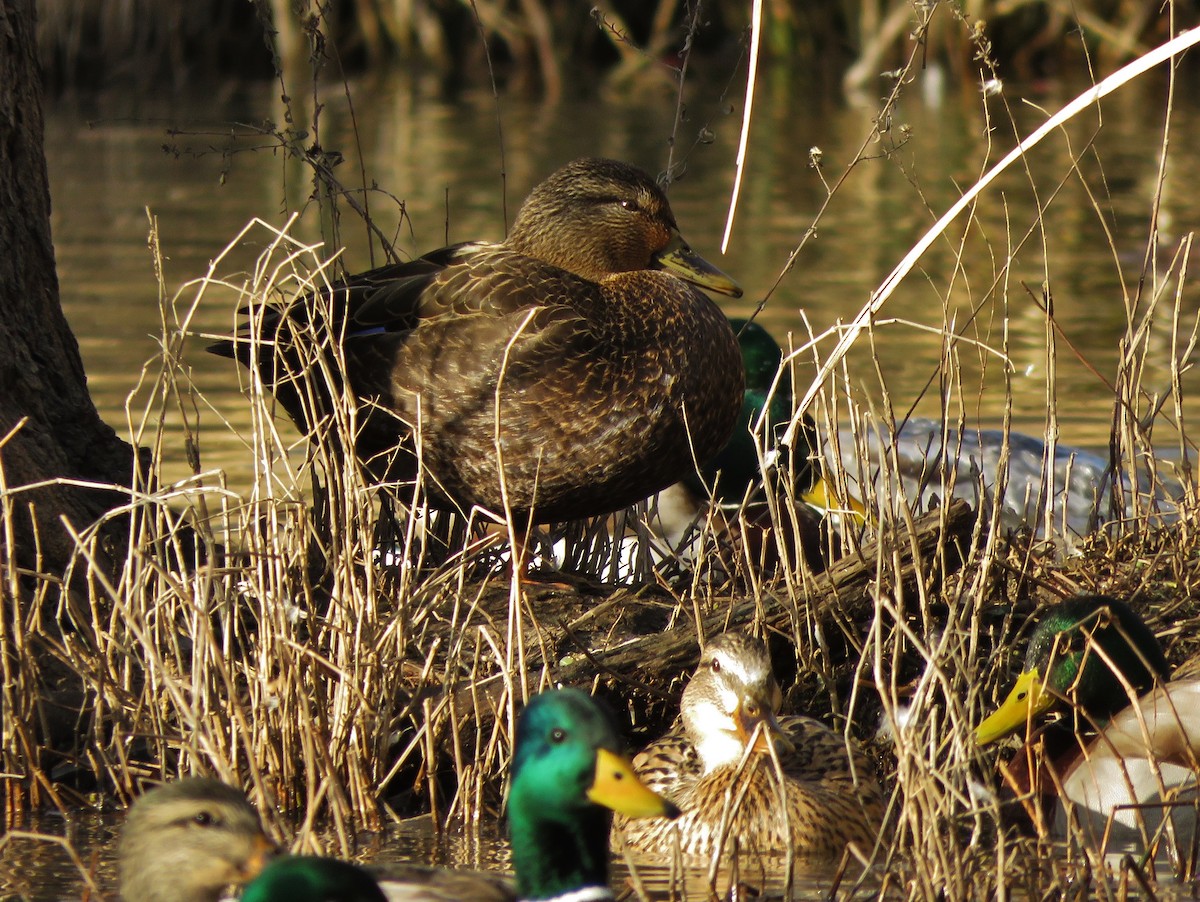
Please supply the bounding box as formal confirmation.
[507,157,742,297]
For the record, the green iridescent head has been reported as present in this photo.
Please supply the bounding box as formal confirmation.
[688,317,820,505]
[240,856,386,902]
[509,689,677,901]
[976,594,1170,745]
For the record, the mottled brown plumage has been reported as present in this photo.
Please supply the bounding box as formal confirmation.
[210,158,744,526]
[614,634,885,860]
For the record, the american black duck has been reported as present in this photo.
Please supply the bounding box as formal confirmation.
[210,158,744,538]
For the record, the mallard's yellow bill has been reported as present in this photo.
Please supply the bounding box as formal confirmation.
[801,474,870,526]
[975,669,1053,745]
[654,238,743,298]
[588,748,680,819]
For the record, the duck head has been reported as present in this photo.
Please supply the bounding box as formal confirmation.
[681,633,793,773]
[240,856,387,902]
[508,688,678,901]
[507,157,741,296]
[118,778,277,902]
[976,594,1170,745]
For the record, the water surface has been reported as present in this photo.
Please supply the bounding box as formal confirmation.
[46,67,1200,495]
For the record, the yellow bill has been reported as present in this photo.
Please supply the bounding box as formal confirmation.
[801,473,870,526]
[975,669,1053,745]
[654,236,743,298]
[588,748,680,819]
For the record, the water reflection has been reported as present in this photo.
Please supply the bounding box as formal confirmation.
[0,810,114,901]
[6,806,868,900]
[12,808,1200,901]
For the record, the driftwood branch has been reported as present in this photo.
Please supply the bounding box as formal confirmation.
[571,497,975,682]
[449,498,976,738]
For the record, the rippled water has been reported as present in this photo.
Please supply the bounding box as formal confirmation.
[3,806,866,900]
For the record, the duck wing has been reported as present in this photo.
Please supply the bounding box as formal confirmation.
[1057,753,1198,848]
[630,719,702,800]
[1084,679,1200,764]
[1055,679,1200,850]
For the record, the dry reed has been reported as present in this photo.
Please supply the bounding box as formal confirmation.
[5,8,1200,902]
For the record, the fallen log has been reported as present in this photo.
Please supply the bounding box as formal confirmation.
[438,498,976,747]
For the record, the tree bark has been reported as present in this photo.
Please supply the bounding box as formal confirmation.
[0,0,141,578]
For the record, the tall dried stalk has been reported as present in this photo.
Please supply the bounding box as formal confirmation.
[6,8,1200,900]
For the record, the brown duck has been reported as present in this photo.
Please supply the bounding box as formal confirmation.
[613,634,885,860]
[118,778,276,902]
[211,158,744,535]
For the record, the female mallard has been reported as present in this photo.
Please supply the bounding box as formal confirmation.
[614,633,884,860]
[976,594,1200,850]
[238,689,678,901]
[117,777,276,902]
[210,158,744,534]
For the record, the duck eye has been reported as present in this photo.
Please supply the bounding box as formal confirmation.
[618,199,640,212]
[549,727,567,744]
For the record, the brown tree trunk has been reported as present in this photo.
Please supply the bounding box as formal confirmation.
[0,0,142,578]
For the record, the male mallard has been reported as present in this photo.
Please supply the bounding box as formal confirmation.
[239,688,678,902]
[679,318,800,507]
[505,687,681,898]
[832,419,1180,551]
[976,594,1200,850]
[242,856,516,902]
[241,857,391,902]
[656,318,860,573]
[118,777,276,902]
[210,158,744,540]
[614,634,884,859]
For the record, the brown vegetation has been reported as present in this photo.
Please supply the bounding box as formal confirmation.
[5,2,1200,899]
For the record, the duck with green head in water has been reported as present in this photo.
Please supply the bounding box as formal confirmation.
[976,594,1200,851]
[238,688,678,901]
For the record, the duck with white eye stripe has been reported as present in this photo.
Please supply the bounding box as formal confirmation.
[613,633,885,860]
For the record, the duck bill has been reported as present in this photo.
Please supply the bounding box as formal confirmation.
[736,704,794,756]
[654,235,743,298]
[975,669,1053,745]
[800,474,869,525]
[236,832,279,882]
[587,748,680,819]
